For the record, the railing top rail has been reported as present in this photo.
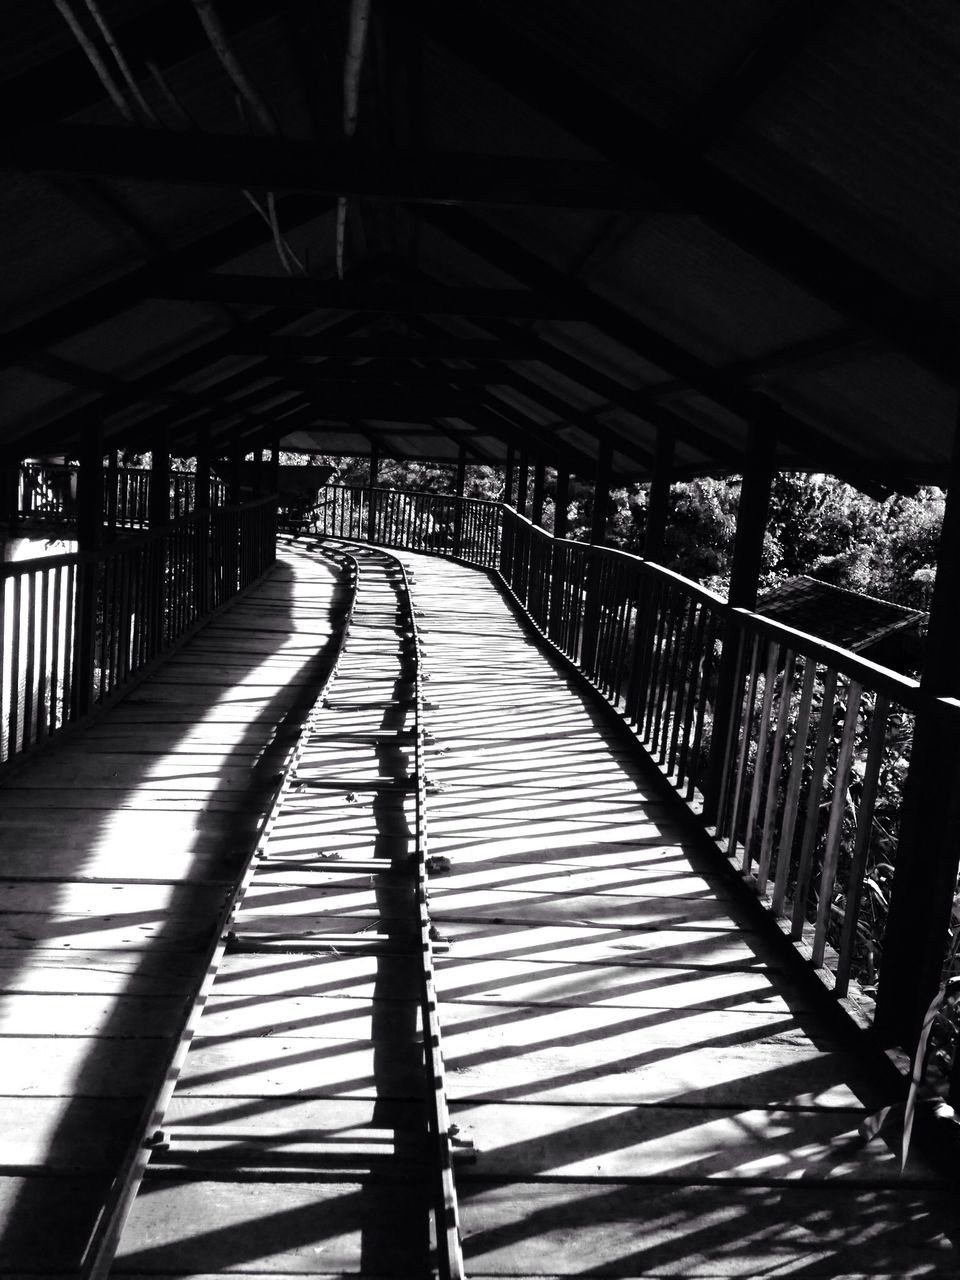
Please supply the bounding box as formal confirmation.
[329,482,501,509]
[730,606,922,706]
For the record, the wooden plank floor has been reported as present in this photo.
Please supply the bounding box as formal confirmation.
[3,540,958,1277]
[402,552,960,1279]
[0,542,350,1275]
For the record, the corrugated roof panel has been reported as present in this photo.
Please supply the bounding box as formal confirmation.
[468,0,788,128]
[583,215,846,366]
[771,354,957,469]
[713,0,960,295]
[0,174,141,326]
[422,40,603,160]
[49,302,219,377]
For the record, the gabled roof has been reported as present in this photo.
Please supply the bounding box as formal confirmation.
[2,0,958,490]
[757,575,926,653]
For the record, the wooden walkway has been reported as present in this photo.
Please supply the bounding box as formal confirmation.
[0,542,349,1273]
[409,551,959,1278]
[0,539,958,1276]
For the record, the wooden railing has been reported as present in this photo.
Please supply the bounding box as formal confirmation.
[499,507,930,1013]
[1,497,276,766]
[313,486,960,1065]
[315,484,501,568]
[16,463,228,530]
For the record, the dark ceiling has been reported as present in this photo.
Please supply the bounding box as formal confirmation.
[2,0,958,491]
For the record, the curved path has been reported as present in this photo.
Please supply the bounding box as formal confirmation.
[0,538,957,1277]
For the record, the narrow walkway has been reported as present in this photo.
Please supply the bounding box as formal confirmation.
[403,551,960,1278]
[0,541,348,1273]
[1,541,957,1277]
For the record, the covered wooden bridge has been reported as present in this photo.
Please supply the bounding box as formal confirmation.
[3,1,960,1275]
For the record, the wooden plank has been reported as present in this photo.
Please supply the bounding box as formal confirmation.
[0,1037,165,1096]
[454,1181,959,1276]
[0,1097,142,1169]
[433,957,823,1015]
[0,948,202,995]
[425,887,741,929]
[450,1100,923,1183]
[211,953,425,1002]
[176,1036,426,1098]
[194,995,422,1043]
[114,1177,434,1274]
[435,998,837,1051]
[435,919,781,970]
[0,992,186,1037]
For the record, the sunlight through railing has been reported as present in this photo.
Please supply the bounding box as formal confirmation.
[317,484,960,1061]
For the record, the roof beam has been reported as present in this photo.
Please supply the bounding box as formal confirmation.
[4,125,675,213]
[229,335,542,359]
[153,274,579,319]
[425,1,960,387]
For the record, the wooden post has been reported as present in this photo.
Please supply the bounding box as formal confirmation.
[504,446,515,506]
[367,445,380,543]
[149,430,170,528]
[73,429,104,719]
[105,448,119,539]
[876,412,960,1051]
[228,442,243,507]
[549,465,570,643]
[195,428,211,511]
[516,449,529,517]
[453,446,467,556]
[644,429,674,562]
[702,423,776,825]
[251,447,264,498]
[553,466,569,540]
[531,458,546,528]
[0,455,19,532]
[590,438,613,546]
[194,427,212,617]
[269,437,281,495]
[582,440,613,671]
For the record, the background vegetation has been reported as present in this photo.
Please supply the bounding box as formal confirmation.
[321,454,944,615]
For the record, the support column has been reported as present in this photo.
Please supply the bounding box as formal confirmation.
[194,427,212,617]
[73,428,104,719]
[531,458,546,528]
[105,448,118,539]
[195,427,211,511]
[590,438,613,546]
[877,410,960,1051]
[0,455,19,537]
[644,429,674,562]
[503,446,515,506]
[703,423,776,824]
[149,429,170,529]
[453,445,467,556]
[516,449,529,517]
[251,447,264,499]
[549,465,571,644]
[228,441,243,507]
[367,444,380,543]
[553,466,569,540]
[583,440,613,673]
